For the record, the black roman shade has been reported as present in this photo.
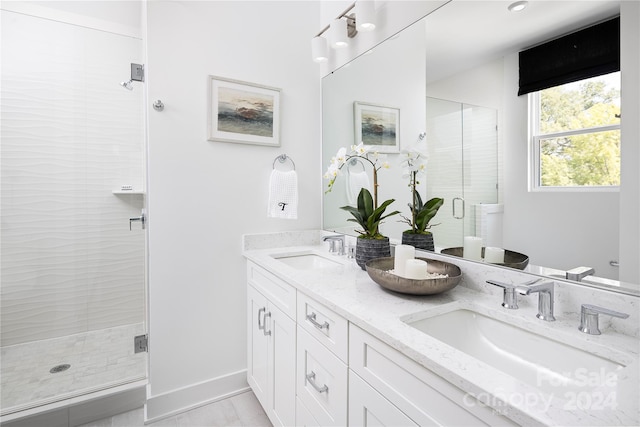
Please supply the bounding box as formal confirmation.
[518,17,620,96]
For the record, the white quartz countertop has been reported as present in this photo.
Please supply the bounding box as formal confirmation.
[243,238,639,427]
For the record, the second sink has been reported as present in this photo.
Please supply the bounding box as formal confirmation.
[404,308,625,396]
[272,252,343,270]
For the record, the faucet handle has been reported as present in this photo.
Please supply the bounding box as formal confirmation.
[579,304,629,335]
[566,266,595,281]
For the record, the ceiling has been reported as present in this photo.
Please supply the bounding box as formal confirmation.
[424,0,621,83]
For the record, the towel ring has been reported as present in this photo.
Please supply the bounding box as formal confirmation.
[347,158,366,172]
[273,154,296,170]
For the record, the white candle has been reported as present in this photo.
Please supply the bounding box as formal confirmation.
[394,245,415,277]
[463,236,483,261]
[484,247,505,264]
[405,259,429,279]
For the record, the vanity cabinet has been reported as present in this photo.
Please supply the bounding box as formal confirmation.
[246,263,296,427]
[349,325,517,427]
[246,259,518,427]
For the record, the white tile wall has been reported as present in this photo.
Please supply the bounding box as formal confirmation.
[0,10,145,346]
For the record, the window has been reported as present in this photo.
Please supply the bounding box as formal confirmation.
[530,71,621,189]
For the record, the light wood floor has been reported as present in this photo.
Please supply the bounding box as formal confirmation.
[79,391,272,427]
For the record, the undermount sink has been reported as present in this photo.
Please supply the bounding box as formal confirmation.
[272,252,343,270]
[405,308,625,395]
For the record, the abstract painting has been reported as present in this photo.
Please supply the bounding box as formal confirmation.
[354,102,400,153]
[208,76,281,146]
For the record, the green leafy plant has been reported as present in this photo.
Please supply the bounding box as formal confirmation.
[400,190,443,234]
[340,188,399,239]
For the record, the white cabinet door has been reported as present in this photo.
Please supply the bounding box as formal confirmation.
[247,285,269,409]
[269,303,296,427]
[247,284,296,427]
[349,371,419,427]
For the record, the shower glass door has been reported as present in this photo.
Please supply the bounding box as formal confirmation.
[1,4,147,416]
[425,97,498,249]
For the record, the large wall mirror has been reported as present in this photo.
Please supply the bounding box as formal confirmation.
[322,0,639,295]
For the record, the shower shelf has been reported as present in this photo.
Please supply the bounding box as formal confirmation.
[112,190,145,195]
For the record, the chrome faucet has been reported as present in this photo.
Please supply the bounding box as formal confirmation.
[323,235,345,256]
[566,266,595,282]
[516,281,556,321]
[578,304,629,335]
[486,278,541,309]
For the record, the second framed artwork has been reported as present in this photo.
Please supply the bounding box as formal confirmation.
[354,101,400,153]
[208,76,281,146]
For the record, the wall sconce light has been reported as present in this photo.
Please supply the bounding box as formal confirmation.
[355,1,376,31]
[311,1,376,62]
[330,18,349,49]
[311,36,329,62]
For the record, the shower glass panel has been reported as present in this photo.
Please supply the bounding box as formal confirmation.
[425,97,498,249]
[1,7,147,416]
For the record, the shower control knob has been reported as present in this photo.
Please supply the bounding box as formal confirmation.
[153,100,164,111]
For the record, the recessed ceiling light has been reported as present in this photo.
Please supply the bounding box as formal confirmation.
[508,1,528,12]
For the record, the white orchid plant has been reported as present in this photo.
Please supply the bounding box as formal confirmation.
[324,143,400,239]
[398,142,443,234]
[324,143,390,209]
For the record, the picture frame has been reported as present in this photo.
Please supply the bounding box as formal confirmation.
[208,76,281,146]
[354,101,400,153]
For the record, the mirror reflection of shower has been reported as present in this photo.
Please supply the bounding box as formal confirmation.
[120,62,145,90]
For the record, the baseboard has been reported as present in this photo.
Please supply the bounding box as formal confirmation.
[144,369,249,423]
[0,381,146,427]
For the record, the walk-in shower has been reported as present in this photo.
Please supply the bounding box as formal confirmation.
[1,3,147,420]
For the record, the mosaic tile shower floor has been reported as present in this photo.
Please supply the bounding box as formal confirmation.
[0,323,147,415]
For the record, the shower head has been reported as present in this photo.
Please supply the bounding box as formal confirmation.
[120,80,134,91]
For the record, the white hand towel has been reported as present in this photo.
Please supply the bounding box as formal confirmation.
[346,170,371,206]
[268,169,298,219]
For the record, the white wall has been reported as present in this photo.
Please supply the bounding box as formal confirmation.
[145,0,322,419]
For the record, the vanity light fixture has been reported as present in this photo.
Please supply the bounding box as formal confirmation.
[312,36,329,62]
[508,1,528,12]
[330,17,349,49]
[311,1,376,62]
[355,1,376,31]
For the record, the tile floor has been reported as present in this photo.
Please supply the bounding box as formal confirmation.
[79,391,272,427]
[0,323,147,416]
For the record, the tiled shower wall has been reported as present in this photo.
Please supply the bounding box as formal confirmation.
[1,9,145,347]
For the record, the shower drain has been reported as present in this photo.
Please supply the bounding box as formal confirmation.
[50,364,71,374]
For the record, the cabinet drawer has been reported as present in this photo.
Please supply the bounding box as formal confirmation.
[297,292,348,362]
[349,325,518,427]
[247,261,296,319]
[297,327,347,426]
[349,370,419,427]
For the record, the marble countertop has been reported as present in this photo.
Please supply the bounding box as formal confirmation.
[243,233,639,427]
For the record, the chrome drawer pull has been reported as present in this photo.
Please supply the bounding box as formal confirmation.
[263,312,272,336]
[305,371,328,394]
[306,312,329,330]
[257,307,266,330]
